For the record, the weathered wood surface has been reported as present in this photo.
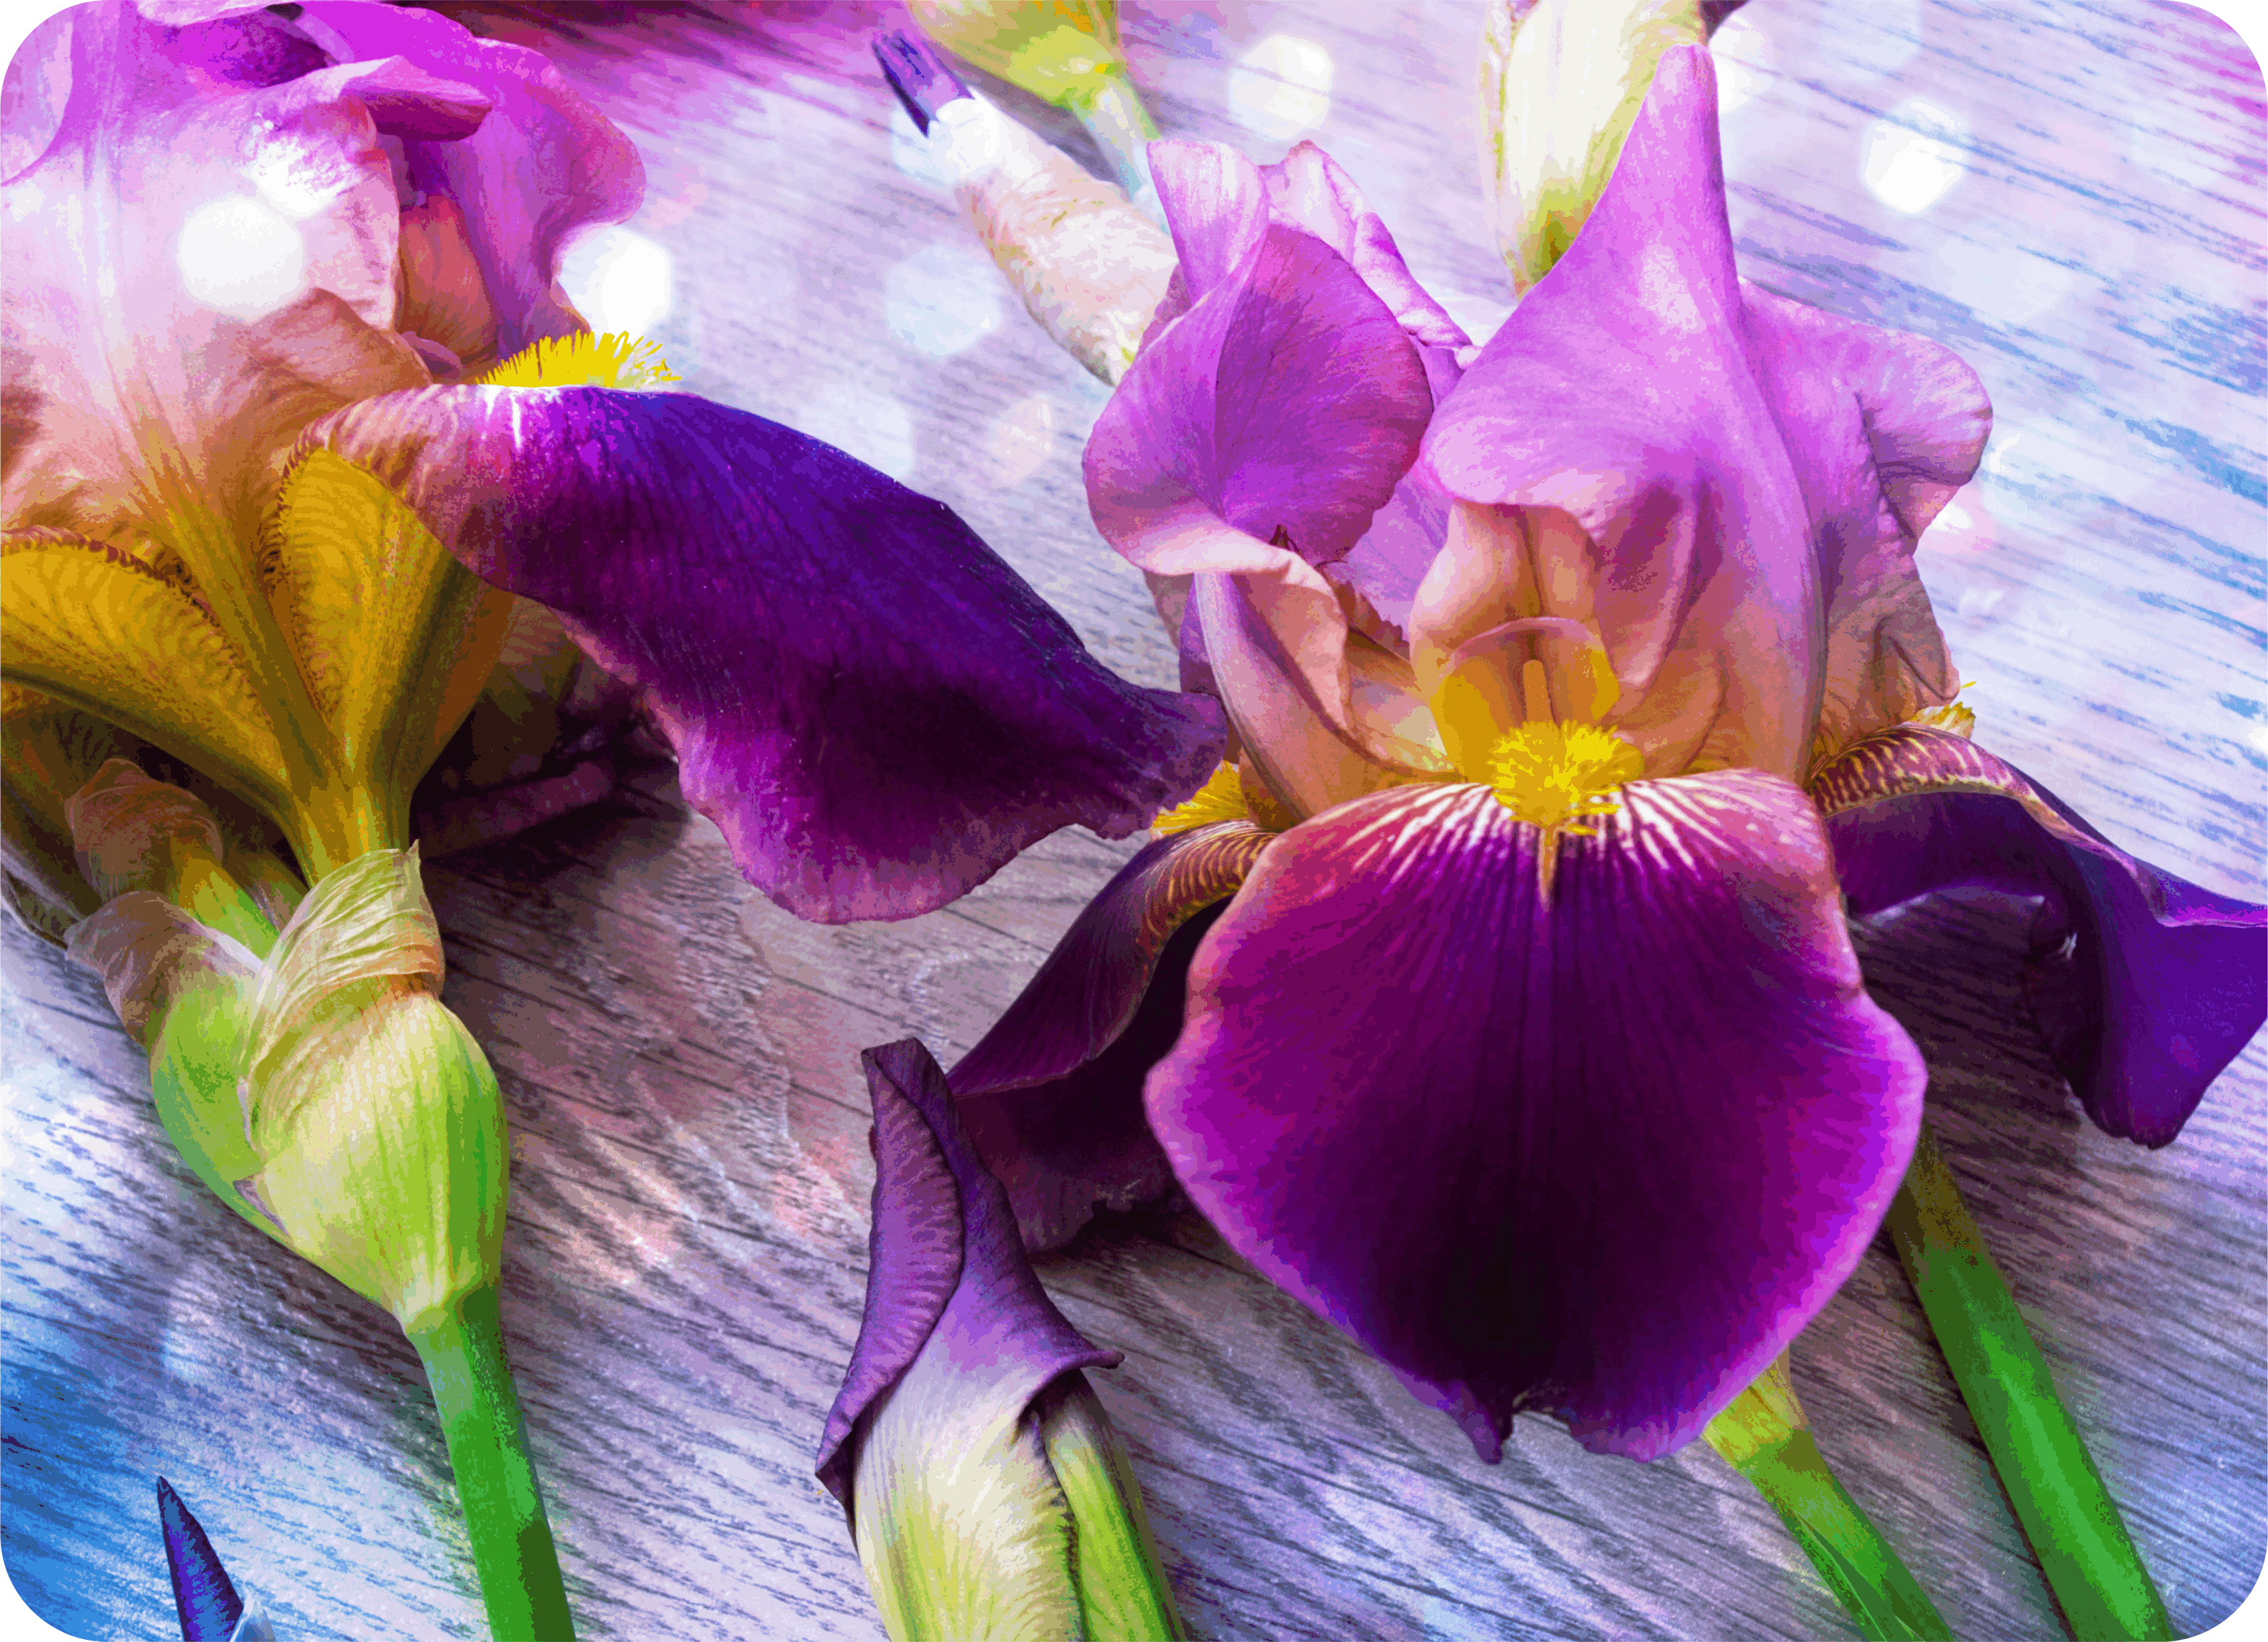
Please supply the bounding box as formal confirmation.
[4,1,2262,1638]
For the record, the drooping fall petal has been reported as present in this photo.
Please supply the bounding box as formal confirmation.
[1146,772,1926,1461]
[1421,45,1984,780]
[301,387,1223,921]
[1814,725,2267,1145]
[950,820,1270,1250]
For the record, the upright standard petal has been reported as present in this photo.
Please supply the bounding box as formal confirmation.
[292,1,642,362]
[1421,45,1978,779]
[303,387,1223,921]
[950,820,1270,1251]
[1087,140,1433,582]
[2,3,452,543]
[1147,773,1926,1461]
[1814,725,2267,1145]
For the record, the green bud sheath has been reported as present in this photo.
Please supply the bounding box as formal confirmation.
[1034,1375,1185,1641]
[1478,0,1712,291]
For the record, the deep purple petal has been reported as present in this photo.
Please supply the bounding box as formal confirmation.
[157,1477,244,1642]
[304,387,1223,922]
[950,822,1271,1250]
[1087,146,1433,580]
[1419,44,1983,778]
[1814,726,2267,1145]
[295,1,642,357]
[818,1040,1119,1510]
[1148,773,1926,1461]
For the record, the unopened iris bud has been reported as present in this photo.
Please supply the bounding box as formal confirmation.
[67,840,504,1333]
[158,1477,278,1642]
[1478,0,1744,291]
[904,0,1163,209]
[879,31,1175,385]
[818,1040,1185,1642]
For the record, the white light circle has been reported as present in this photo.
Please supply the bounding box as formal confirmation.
[559,224,675,335]
[884,240,1003,358]
[1228,34,1333,140]
[176,194,307,321]
[1861,99,1969,214]
[1710,14,1776,114]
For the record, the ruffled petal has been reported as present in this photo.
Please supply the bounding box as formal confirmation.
[293,1,642,362]
[1258,141,1472,358]
[1147,772,1926,1461]
[302,386,1224,922]
[1814,725,2267,1145]
[1419,44,1979,780]
[817,1040,1118,1511]
[1085,140,1433,580]
[1743,289,1987,756]
[951,820,1271,1251]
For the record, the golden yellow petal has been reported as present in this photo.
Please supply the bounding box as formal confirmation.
[259,450,510,797]
[0,532,291,817]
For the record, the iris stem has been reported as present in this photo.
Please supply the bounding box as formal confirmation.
[406,1286,576,1641]
[1734,1430,1954,1640]
[1705,1355,1951,1639]
[1885,1123,2172,1641]
[1068,69,1163,219]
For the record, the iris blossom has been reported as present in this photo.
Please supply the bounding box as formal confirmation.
[6,4,1218,1633]
[944,44,2268,1467]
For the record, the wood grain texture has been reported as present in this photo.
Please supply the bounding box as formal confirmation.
[4,1,2261,1638]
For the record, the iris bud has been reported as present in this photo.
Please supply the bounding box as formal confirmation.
[907,0,1139,121]
[1478,0,1744,291]
[820,1040,1184,1641]
[67,841,505,1334]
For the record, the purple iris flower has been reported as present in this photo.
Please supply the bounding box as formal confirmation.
[4,0,1223,924]
[946,45,2268,1464]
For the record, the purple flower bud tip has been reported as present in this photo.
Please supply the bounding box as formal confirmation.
[873,30,970,135]
[156,1477,244,1642]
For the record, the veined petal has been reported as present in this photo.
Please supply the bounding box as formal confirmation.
[0,532,292,822]
[1086,141,1433,582]
[1193,568,1438,820]
[1744,290,1986,757]
[1148,773,1925,1461]
[301,387,1224,922]
[818,1040,1120,1508]
[951,821,1271,1251]
[1258,142,1472,358]
[1814,725,2267,1145]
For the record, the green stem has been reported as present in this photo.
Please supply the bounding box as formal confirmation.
[406,1287,576,1641]
[1885,1123,2172,1641]
[1735,1430,1954,1641]
[1068,69,1162,216]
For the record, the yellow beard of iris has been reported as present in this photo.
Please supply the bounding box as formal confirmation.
[1482,717,1645,834]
